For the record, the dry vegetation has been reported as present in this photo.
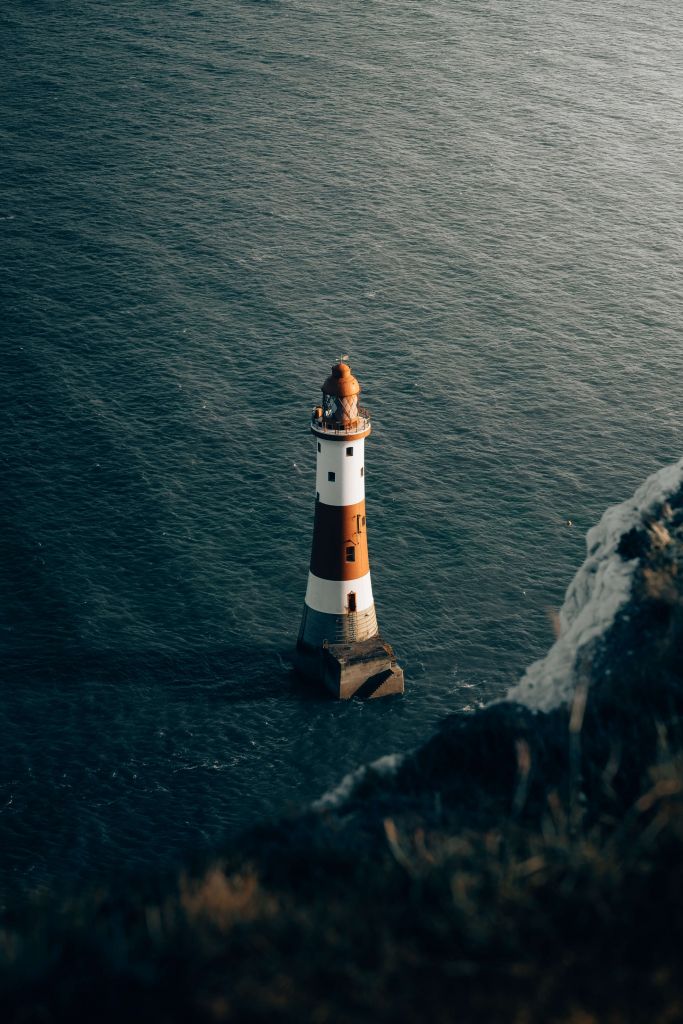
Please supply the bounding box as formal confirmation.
[3,744,683,1024]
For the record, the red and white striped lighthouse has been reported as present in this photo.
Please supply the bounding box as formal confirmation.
[295,360,404,699]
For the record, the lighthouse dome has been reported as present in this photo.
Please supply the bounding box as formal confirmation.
[322,362,361,398]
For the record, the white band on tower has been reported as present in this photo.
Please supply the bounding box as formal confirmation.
[304,571,375,615]
[315,437,366,507]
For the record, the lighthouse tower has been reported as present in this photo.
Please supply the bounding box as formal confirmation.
[295,360,404,699]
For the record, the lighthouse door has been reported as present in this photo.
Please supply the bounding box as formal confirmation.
[348,592,357,613]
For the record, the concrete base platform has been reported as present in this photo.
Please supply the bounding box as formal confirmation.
[294,636,404,699]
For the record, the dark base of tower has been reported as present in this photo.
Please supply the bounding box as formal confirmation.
[294,636,404,700]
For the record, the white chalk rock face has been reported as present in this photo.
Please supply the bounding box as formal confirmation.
[508,458,683,713]
[311,753,405,813]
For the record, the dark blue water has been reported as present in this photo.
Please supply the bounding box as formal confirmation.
[1,0,681,899]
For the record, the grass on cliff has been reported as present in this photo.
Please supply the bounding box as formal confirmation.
[3,715,683,1024]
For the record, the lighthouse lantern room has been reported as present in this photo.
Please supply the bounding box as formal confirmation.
[295,360,404,699]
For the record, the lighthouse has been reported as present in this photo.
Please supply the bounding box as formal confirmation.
[295,360,404,699]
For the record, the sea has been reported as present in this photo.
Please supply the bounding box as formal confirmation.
[1,0,681,900]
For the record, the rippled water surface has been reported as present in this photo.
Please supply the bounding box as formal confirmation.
[1,0,681,897]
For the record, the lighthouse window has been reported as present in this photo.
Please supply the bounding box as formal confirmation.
[360,467,364,477]
[346,447,353,457]
[348,592,357,613]
[328,471,335,482]
[317,442,321,452]
[362,516,366,525]
[345,546,355,562]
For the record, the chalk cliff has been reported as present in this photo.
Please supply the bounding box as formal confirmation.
[509,456,683,712]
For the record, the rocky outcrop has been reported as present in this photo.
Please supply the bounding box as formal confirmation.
[509,457,683,712]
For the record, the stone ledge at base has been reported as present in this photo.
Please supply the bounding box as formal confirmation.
[295,636,404,699]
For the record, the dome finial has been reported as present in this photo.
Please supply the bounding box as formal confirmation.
[322,360,360,397]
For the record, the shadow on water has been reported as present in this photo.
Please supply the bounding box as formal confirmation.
[0,644,337,705]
